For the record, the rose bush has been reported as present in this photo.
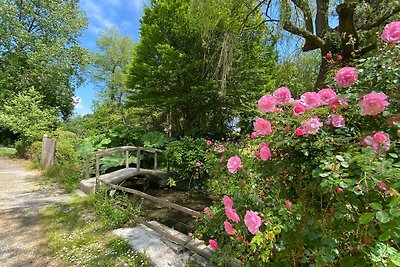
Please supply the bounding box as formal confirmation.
[195,23,400,266]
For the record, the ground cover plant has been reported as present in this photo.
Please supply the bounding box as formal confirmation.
[42,192,151,267]
[194,23,400,266]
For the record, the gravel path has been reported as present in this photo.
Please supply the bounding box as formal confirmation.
[0,157,72,267]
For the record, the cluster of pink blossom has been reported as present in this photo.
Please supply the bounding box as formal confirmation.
[325,114,346,128]
[363,131,391,153]
[254,118,272,136]
[335,67,358,87]
[223,195,240,223]
[294,116,324,136]
[254,142,271,161]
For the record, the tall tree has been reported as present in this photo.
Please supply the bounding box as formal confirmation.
[0,0,89,118]
[91,27,136,118]
[254,0,400,88]
[126,0,277,137]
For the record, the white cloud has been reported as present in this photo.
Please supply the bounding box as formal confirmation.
[128,0,144,12]
[73,96,84,110]
[81,0,115,31]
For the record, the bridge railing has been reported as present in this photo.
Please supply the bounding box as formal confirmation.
[85,146,168,181]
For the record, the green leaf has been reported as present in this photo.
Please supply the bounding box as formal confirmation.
[359,213,374,224]
[339,181,349,188]
[390,253,400,266]
[336,155,344,162]
[390,208,400,217]
[389,198,400,207]
[376,211,390,223]
[370,203,383,211]
[379,232,391,241]
[340,161,349,168]
[389,153,398,158]
[340,256,356,267]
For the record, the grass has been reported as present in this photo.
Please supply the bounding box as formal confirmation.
[0,147,16,157]
[42,192,152,267]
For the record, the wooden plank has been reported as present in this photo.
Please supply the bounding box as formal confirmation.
[106,183,203,218]
[99,168,139,184]
[138,219,213,261]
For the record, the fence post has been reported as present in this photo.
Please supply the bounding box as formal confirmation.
[154,153,158,170]
[41,134,56,169]
[136,149,141,172]
[125,150,129,169]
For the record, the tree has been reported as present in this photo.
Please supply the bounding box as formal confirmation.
[126,0,277,137]
[0,0,89,118]
[0,87,57,142]
[254,0,400,88]
[90,27,136,117]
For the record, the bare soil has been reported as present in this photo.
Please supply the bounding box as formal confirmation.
[0,157,71,267]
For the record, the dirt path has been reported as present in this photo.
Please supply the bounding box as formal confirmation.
[0,157,72,267]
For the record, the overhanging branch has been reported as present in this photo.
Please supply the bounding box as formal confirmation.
[359,5,400,31]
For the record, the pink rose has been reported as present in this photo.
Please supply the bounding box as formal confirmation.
[294,127,306,136]
[326,114,345,128]
[227,156,242,174]
[260,143,271,161]
[209,239,218,250]
[195,162,202,167]
[301,116,323,135]
[359,92,389,115]
[381,21,400,43]
[335,67,358,87]
[373,132,387,143]
[253,151,260,158]
[219,156,225,163]
[293,103,307,115]
[244,210,262,235]
[222,195,234,208]
[273,87,292,105]
[300,92,321,110]
[225,207,240,223]
[330,97,349,110]
[216,145,225,153]
[254,118,272,136]
[377,181,387,190]
[224,221,235,235]
[206,140,212,145]
[318,88,337,105]
[284,200,292,207]
[203,207,210,214]
[258,95,277,112]
[363,131,391,153]
[250,132,258,139]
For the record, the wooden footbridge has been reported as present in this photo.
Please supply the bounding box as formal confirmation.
[80,146,169,194]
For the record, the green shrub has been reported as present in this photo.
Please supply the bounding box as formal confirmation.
[166,137,210,189]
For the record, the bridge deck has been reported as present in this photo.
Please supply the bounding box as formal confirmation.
[80,167,168,194]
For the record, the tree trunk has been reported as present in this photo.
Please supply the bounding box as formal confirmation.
[315,48,330,89]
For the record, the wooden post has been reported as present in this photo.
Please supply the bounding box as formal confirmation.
[136,149,141,171]
[125,150,129,169]
[85,155,90,179]
[95,154,100,191]
[154,153,157,170]
[41,134,56,169]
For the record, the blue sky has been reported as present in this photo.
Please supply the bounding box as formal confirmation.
[73,0,146,115]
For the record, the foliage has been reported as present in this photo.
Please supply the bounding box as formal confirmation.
[42,196,151,266]
[0,87,57,152]
[0,147,16,157]
[126,0,276,137]
[195,37,400,265]
[90,27,136,117]
[166,137,209,188]
[0,0,89,118]
[261,0,400,87]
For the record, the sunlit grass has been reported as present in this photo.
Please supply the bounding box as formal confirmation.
[42,195,152,267]
[0,147,16,157]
